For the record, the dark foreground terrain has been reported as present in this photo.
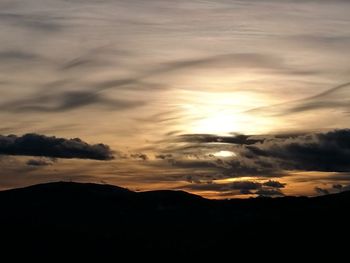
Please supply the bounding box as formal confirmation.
[0,182,349,256]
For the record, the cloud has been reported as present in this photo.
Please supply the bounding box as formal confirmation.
[332,184,343,190]
[314,187,329,195]
[158,154,282,178]
[185,175,201,184]
[157,53,285,72]
[155,129,350,183]
[229,181,262,190]
[240,189,253,195]
[256,189,284,197]
[332,184,350,192]
[177,134,264,145]
[155,154,173,160]
[130,153,148,161]
[263,180,286,188]
[0,13,62,32]
[0,50,39,61]
[0,51,320,114]
[182,180,286,196]
[26,158,56,166]
[0,133,114,160]
[86,53,314,97]
[247,82,350,116]
[0,90,144,113]
[244,129,350,173]
[182,183,228,192]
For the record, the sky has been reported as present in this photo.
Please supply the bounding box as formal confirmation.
[1,0,350,198]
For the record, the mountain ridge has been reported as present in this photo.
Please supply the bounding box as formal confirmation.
[1,181,349,256]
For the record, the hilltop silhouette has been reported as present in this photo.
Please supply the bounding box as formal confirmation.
[0,182,349,256]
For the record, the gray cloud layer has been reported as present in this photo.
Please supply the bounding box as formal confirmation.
[0,133,114,160]
[159,129,350,181]
[244,129,350,173]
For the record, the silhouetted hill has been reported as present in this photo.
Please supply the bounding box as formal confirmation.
[0,182,349,256]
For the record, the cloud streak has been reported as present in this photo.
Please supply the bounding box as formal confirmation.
[0,12,62,32]
[26,158,55,166]
[0,90,144,113]
[247,82,350,116]
[0,51,310,113]
[177,134,264,145]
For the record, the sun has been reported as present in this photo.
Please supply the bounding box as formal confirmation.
[178,90,274,135]
[193,111,244,135]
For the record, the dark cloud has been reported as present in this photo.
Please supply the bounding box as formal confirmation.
[26,158,55,166]
[256,189,284,197]
[182,180,286,196]
[0,133,114,160]
[332,184,350,192]
[155,154,173,160]
[177,134,264,145]
[185,175,201,184]
[182,183,228,192]
[263,180,286,188]
[223,159,283,177]
[244,129,350,173]
[61,57,99,71]
[158,129,350,182]
[130,153,148,161]
[314,187,329,195]
[229,181,262,190]
[240,189,253,195]
[332,184,343,190]
[154,151,281,178]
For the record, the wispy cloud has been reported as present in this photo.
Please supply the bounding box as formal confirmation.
[26,157,56,166]
[0,12,62,32]
[247,82,350,116]
[0,90,145,113]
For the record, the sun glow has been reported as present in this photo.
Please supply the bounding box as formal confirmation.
[213,150,236,157]
[178,90,276,135]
